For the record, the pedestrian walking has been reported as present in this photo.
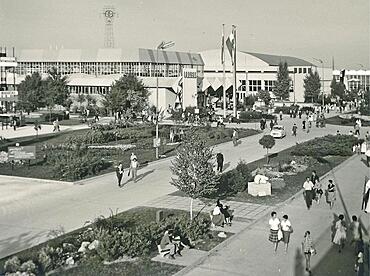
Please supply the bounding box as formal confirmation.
[349,215,361,248]
[326,179,336,209]
[333,214,347,253]
[302,119,306,130]
[292,123,297,136]
[298,110,302,119]
[362,178,370,213]
[303,177,314,210]
[216,152,224,173]
[270,119,274,131]
[355,123,360,136]
[129,157,139,182]
[116,163,124,187]
[302,231,315,274]
[130,152,137,161]
[268,211,280,253]
[355,249,364,276]
[279,110,283,121]
[311,170,322,204]
[12,118,17,131]
[280,214,293,253]
[232,129,238,146]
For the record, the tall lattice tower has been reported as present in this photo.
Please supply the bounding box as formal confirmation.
[102,6,116,48]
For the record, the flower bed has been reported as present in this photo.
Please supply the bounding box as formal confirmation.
[0,125,259,181]
[0,207,226,276]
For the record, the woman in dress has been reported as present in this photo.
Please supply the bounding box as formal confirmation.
[280,214,293,253]
[362,178,370,213]
[333,214,347,253]
[302,231,315,274]
[268,211,280,252]
[326,180,336,209]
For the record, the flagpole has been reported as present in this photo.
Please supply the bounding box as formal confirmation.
[233,25,237,118]
[222,24,226,119]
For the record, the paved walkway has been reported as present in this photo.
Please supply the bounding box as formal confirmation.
[173,155,370,276]
[0,111,365,260]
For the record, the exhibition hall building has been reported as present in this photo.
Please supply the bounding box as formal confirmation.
[0,47,336,111]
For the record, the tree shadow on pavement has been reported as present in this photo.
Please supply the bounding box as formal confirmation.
[223,162,230,171]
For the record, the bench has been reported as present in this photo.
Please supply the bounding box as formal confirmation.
[157,245,171,257]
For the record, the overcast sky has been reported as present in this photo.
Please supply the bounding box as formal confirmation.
[0,0,369,69]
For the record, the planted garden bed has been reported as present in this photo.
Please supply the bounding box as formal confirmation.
[325,115,370,127]
[0,207,229,276]
[0,125,259,181]
[172,135,357,206]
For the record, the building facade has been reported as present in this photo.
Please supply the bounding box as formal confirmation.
[332,69,370,92]
[200,49,332,104]
[0,47,18,111]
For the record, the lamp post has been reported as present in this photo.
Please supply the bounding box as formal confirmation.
[155,41,175,159]
[313,58,325,106]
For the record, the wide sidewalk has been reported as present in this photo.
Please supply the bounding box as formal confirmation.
[177,155,370,276]
[0,112,361,259]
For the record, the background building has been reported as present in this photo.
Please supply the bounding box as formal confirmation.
[0,47,17,111]
[333,69,370,92]
[14,48,204,111]
[200,49,332,104]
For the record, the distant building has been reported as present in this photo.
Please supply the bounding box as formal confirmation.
[200,49,332,104]
[15,48,204,111]
[0,47,17,112]
[332,69,370,92]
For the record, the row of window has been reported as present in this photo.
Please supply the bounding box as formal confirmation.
[293,67,312,74]
[16,62,204,78]
[238,80,277,92]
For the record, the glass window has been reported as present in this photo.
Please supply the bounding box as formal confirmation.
[298,68,302,73]
[294,68,297,73]
[249,80,261,92]
[264,80,276,91]
[303,68,307,74]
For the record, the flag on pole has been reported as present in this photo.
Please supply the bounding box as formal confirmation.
[226,27,235,64]
[221,25,225,65]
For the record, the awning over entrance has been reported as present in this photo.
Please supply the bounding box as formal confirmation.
[201,77,233,92]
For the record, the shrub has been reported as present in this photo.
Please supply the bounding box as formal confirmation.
[291,135,358,157]
[275,105,299,114]
[300,106,315,113]
[4,256,21,273]
[20,260,37,274]
[239,111,262,122]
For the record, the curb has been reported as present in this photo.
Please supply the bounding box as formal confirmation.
[0,174,74,185]
[173,154,358,276]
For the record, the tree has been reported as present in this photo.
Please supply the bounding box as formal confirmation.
[258,90,271,106]
[330,77,345,100]
[104,75,149,117]
[303,70,321,103]
[244,95,256,107]
[170,128,219,220]
[17,72,46,113]
[259,135,275,163]
[273,62,291,101]
[44,67,70,119]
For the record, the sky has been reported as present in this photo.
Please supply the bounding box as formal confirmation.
[0,0,369,69]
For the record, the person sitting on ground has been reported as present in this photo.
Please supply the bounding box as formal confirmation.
[159,229,179,259]
[211,203,225,227]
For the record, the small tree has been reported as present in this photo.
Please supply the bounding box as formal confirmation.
[170,128,219,220]
[273,62,291,101]
[304,70,321,103]
[259,135,275,163]
[330,76,345,100]
[77,94,86,111]
[258,90,271,106]
[17,72,46,113]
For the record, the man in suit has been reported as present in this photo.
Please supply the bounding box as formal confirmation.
[116,163,124,187]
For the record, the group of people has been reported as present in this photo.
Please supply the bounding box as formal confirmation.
[302,171,330,210]
[115,152,140,187]
[159,229,191,260]
[211,199,233,227]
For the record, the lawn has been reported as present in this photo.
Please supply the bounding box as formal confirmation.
[0,125,259,181]
[0,207,230,276]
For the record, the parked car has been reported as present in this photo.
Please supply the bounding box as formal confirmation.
[270,125,286,138]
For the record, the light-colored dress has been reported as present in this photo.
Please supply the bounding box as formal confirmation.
[333,220,347,245]
[364,180,370,213]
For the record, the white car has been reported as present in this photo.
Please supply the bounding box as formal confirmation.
[270,125,286,138]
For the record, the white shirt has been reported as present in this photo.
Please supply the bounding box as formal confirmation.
[303,180,314,190]
[213,206,221,215]
[131,160,138,168]
[281,219,292,232]
[269,217,280,230]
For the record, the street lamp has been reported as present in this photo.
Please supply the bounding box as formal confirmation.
[313,58,325,106]
[155,41,175,159]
